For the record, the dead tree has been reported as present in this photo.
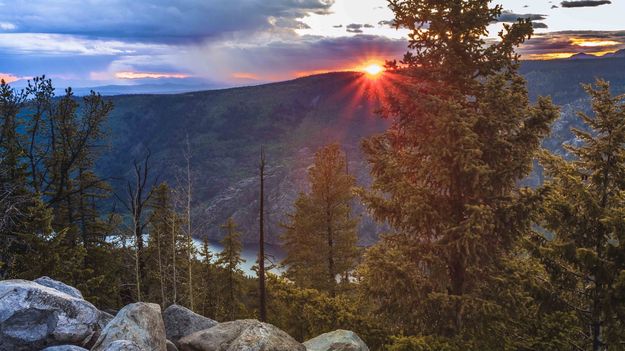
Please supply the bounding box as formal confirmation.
[258,146,267,322]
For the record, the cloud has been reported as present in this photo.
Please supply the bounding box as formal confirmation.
[378,20,394,27]
[516,30,625,59]
[115,71,191,80]
[0,22,15,30]
[0,72,22,83]
[560,1,611,8]
[497,11,547,22]
[346,24,364,33]
[0,0,335,43]
[174,34,407,82]
[532,22,549,29]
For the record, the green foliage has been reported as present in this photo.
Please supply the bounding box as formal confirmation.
[358,0,559,346]
[267,274,387,349]
[536,80,625,349]
[281,143,359,294]
[386,336,455,351]
[216,217,246,320]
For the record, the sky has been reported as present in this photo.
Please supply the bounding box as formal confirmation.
[1,0,624,89]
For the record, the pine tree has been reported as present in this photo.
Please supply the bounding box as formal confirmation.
[281,143,359,295]
[216,217,245,320]
[358,0,558,342]
[198,237,218,318]
[536,80,625,350]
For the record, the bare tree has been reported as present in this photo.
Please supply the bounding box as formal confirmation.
[258,146,267,322]
[115,150,158,301]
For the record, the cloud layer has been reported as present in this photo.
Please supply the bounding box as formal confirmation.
[560,1,611,8]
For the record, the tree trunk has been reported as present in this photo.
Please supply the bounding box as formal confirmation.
[258,147,267,322]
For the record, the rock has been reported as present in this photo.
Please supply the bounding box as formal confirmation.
[163,304,217,345]
[98,310,115,330]
[303,330,369,351]
[34,276,84,299]
[0,279,102,351]
[91,302,166,351]
[167,340,179,351]
[103,340,142,351]
[41,346,89,351]
[178,319,305,351]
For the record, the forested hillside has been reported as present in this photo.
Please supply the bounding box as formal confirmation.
[100,58,625,244]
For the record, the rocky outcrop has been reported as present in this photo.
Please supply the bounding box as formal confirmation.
[102,340,142,351]
[167,340,179,351]
[91,302,167,351]
[163,304,218,345]
[34,276,84,299]
[41,346,89,351]
[178,319,305,351]
[0,279,102,351]
[303,330,369,351]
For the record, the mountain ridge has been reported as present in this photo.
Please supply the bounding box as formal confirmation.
[99,59,625,244]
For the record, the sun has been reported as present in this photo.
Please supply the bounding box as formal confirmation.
[363,63,383,76]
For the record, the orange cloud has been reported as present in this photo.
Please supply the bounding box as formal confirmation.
[232,72,260,80]
[0,73,21,84]
[570,38,622,47]
[115,71,191,79]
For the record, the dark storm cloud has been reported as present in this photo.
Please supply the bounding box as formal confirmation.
[0,0,335,43]
[560,1,611,8]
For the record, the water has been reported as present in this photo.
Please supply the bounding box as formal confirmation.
[192,238,285,276]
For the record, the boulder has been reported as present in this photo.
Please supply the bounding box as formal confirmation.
[167,339,179,351]
[91,302,166,351]
[303,330,369,351]
[41,346,89,351]
[102,340,142,351]
[178,319,305,351]
[98,310,115,330]
[163,304,217,345]
[34,276,84,299]
[0,279,102,351]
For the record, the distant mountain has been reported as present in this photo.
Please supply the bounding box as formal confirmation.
[602,49,625,58]
[567,49,625,60]
[568,52,600,60]
[72,82,223,96]
[98,58,625,245]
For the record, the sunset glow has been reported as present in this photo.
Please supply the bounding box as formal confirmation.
[570,38,622,47]
[364,63,383,76]
[115,71,191,80]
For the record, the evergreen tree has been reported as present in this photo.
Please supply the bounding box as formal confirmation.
[358,0,558,343]
[216,217,245,320]
[536,80,625,350]
[281,143,358,295]
[198,237,218,318]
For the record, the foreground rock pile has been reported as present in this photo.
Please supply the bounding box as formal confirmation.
[0,278,369,351]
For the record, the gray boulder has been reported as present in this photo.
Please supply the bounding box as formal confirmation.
[167,339,179,351]
[103,340,142,351]
[303,330,369,351]
[0,279,102,351]
[91,302,166,351]
[98,310,115,330]
[163,304,217,345]
[41,346,89,351]
[178,319,305,351]
[34,276,84,299]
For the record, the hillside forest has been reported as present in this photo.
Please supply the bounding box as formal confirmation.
[3,1,625,350]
